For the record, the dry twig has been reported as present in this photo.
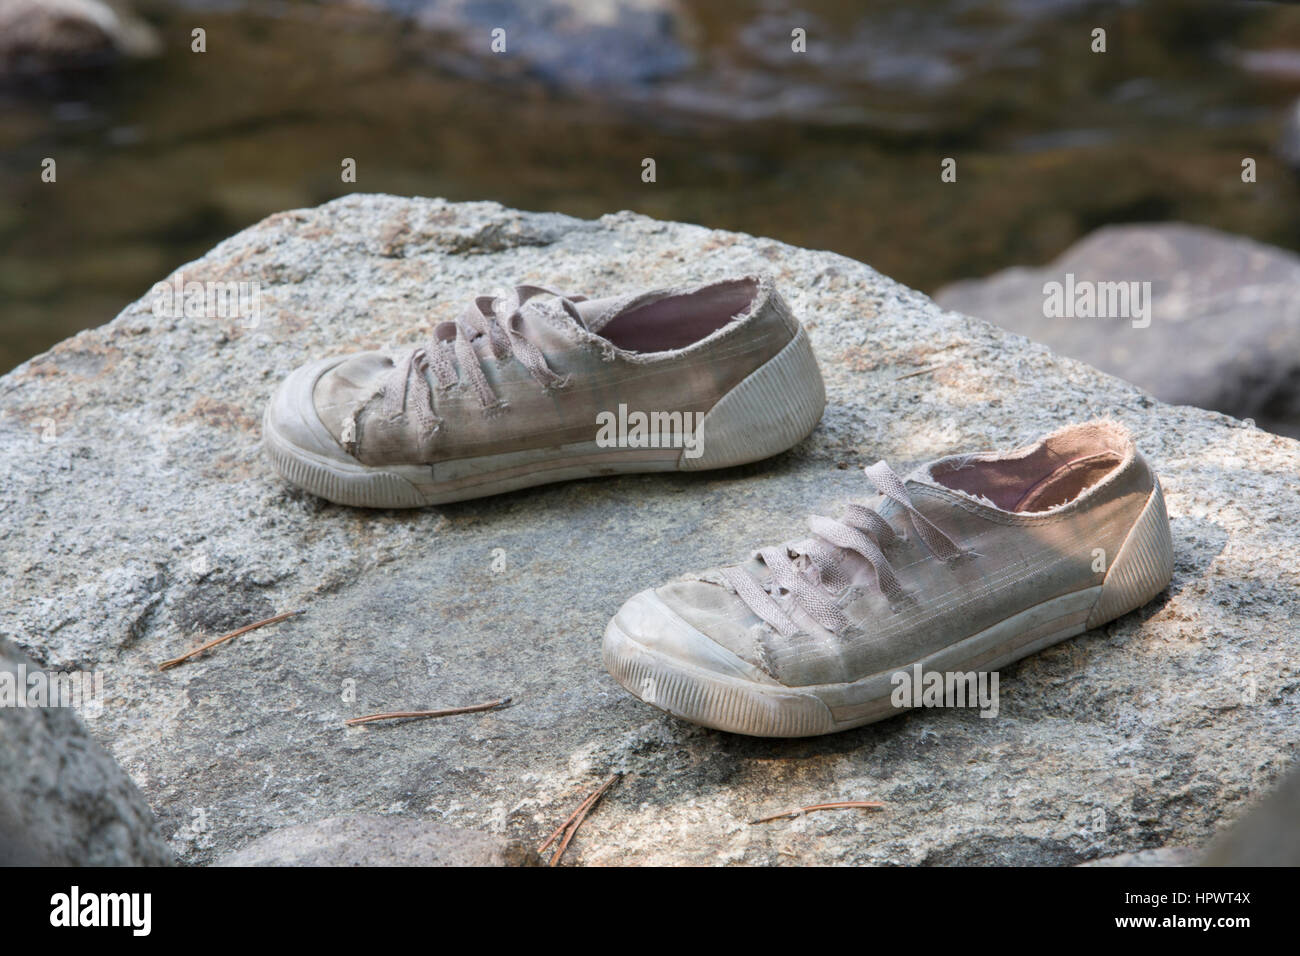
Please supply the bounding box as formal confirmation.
[158,609,305,671]
[345,697,512,727]
[539,773,620,866]
[895,361,953,381]
[750,800,885,825]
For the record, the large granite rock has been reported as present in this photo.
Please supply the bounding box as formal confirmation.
[1,195,1296,865]
[0,636,173,865]
[215,815,539,866]
[934,223,1300,438]
[1080,847,1198,867]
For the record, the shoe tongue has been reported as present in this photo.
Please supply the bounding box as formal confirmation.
[870,493,903,521]
[859,469,913,519]
[903,462,940,486]
[574,289,673,335]
[877,464,943,509]
[572,294,626,333]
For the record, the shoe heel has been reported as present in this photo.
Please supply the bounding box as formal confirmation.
[680,325,826,471]
[1086,479,1175,627]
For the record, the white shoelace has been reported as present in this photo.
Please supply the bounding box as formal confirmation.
[383,285,586,434]
[721,462,964,637]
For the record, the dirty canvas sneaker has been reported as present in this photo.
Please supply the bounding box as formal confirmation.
[262,275,825,507]
[603,421,1175,737]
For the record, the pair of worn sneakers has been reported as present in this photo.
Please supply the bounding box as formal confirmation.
[263,276,1175,737]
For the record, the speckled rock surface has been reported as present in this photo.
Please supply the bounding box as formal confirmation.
[1079,847,1199,867]
[1,194,1296,865]
[215,814,539,866]
[0,636,173,865]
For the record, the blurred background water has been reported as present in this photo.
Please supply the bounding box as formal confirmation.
[4,0,1300,376]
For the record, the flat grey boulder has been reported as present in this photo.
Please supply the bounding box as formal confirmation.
[0,636,173,865]
[1,195,1296,865]
[216,815,538,866]
[934,223,1300,437]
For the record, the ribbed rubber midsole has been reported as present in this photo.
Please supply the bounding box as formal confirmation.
[1086,481,1174,627]
[263,407,428,508]
[681,325,826,471]
[603,585,1104,738]
[603,619,835,738]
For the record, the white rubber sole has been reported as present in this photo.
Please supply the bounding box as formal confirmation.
[263,326,826,508]
[1086,479,1174,627]
[603,484,1174,737]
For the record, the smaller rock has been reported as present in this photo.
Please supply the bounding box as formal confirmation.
[1202,767,1300,866]
[0,635,173,866]
[0,0,160,75]
[935,223,1300,437]
[216,815,540,866]
[412,0,692,89]
[1278,97,1300,173]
